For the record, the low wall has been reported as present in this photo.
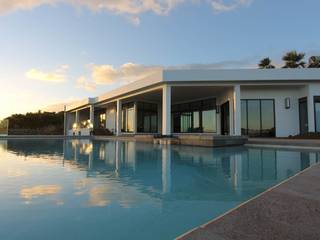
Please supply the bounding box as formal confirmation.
[175,134,248,147]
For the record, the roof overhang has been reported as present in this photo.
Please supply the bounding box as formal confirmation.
[66,69,320,112]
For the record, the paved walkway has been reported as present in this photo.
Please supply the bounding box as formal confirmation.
[247,138,320,148]
[178,163,320,240]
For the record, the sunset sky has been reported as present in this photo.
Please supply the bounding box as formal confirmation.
[0,0,320,118]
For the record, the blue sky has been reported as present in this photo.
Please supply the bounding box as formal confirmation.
[0,0,319,118]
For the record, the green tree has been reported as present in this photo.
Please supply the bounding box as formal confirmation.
[258,57,275,69]
[282,51,306,68]
[308,56,320,68]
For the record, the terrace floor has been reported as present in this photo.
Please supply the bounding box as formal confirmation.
[177,162,320,240]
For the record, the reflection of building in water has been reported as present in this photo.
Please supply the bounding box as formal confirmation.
[1,138,319,206]
[0,140,7,153]
[62,140,320,201]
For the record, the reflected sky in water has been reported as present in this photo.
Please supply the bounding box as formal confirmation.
[0,139,319,240]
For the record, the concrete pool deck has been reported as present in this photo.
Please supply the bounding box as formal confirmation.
[247,138,320,149]
[177,162,320,240]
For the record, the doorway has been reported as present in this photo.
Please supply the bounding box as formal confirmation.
[221,101,230,135]
[299,97,308,134]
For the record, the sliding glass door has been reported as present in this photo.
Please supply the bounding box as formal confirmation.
[137,102,158,133]
[122,103,134,133]
[315,97,320,133]
[172,98,217,133]
[241,99,275,137]
[299,98,308,134]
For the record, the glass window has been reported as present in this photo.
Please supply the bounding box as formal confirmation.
[241,100,247,135]
[315,97,320,133]
[193,111,200,129]
[181,112,192,132]
[122,103,134,133]
[99,113,106,128]
[172,98,217,133]
[127,108,134,132]
[137,102,158,133]
[202,110,216,132]
[247,100,261,137]
[241,99,275,137]
[261,100,275,137]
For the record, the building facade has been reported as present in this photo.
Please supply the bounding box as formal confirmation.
[64,69,320,138]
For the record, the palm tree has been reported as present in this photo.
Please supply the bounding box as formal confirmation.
[282,51,306,68]
[258,57,275,69]
[308,56,320,68]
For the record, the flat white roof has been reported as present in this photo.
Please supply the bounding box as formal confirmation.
[66,68,320,111]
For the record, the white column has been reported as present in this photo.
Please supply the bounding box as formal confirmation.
[75,110,79,125]
[158,103,162,134]
[162,145,172,193]
[116,100,122,136]
[233,85,241,136]
[307,85,315,132]
[162,85,171,136]
[133,102,137,134]
[89,105,94,128]
[63,105,67,136]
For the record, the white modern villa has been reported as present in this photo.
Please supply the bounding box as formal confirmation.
[64,69,320,139]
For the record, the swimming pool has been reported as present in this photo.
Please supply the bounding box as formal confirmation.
[0,139,318,240]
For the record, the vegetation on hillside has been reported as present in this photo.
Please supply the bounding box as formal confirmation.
[5,111,64,135]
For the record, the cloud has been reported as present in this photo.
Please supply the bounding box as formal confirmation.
[75,59,259,92]
[210,0,253,12]
[90,62,162,85]
[0,0,254,24]
[74,62,161,92]
[76,76,97,91]
[26,65,69,83]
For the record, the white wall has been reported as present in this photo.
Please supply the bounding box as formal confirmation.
[241,86,302,137]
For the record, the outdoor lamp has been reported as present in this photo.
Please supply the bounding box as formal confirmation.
[285,97,290,109]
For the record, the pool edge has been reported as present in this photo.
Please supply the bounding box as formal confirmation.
[176,161,320,240]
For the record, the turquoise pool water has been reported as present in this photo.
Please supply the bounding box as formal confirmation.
[0,139,318,240]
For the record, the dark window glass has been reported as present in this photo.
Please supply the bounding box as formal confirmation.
[172,98,216,133]
[202,110,216,132]
[261,100,275,137]
[315,97,320,133]
[241,100,247,135]
[247,100,261,137]
[137,102,158,133]
[181,112,192,132]
[241,99,275,137]
[193,111,200,129]
[299,98,308,134]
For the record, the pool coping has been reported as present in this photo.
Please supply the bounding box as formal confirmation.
[176,161,320,240]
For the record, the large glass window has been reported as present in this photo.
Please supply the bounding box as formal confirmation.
[241,100,247,135]
[98,113,106,128]
[241,99,275,137]
[172,98,217,133]
[261,100,275,136]
[137,102,158,133]
[122,103,134,133]
[202,110,216,132]
[315,97,320,133]
[247,100,261,136]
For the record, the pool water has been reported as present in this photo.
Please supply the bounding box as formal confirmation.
[0,139,318,240]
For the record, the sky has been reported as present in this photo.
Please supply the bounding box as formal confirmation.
[0,0,320,118]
